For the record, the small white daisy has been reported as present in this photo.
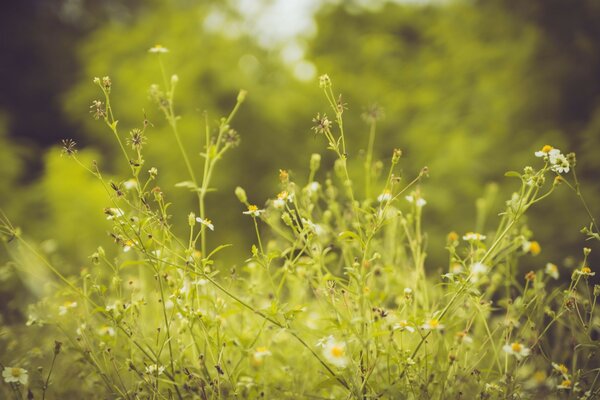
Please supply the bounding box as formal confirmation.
[195,217,215,231]
[545,263,559,280]
[2,367,28,385]
[405,195,427,207]
[148,44,169,53]
[421,318,444,331]
[377,190,392,202]
[463,232,486,242]
[252,347,272,365]
[317,336,349,368]
[243,205,265,217]
[393,320,415,333]
[145,364,165,375]
[58,301,77,316]
[503,342,531,360]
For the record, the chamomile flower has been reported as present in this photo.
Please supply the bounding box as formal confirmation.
[421,318,444,331]
[243,205,265,217]
[252,347,272,365]
[534,145,554,158]
[463,232,486,242]
[557,379,572,390]
[123,179,137,190]
[317,336,349,368]
[306,181,320,194]
[503,341,530,360]
[575,266,595,277]
[145,364,165,375]
[195,217,215,231]
[522,240,541,255]
[105,208,125,220]
[377,190,392,202]
[469,262,490,282]
[123,239,137,252]
[149,44,169,53]
[393,320,415,333]
[550,153,570,174]
[273,191,293,210]
[545,263,559,280]
[456,331,473,344]
[58,301,77,316]
[552,362,569,378]
[2,367,28,385]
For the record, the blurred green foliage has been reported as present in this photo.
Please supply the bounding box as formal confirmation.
[2,0,600,314]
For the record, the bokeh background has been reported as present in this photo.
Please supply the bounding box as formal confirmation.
[1,0,599,321]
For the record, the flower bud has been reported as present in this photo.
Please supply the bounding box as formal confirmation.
[235,186,247,203]
[237,89,248,103]
[310,153,321,173]
[319,74,331,89]
[188,212,196,227]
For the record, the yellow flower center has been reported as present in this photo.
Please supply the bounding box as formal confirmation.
[558,364,568,375]
[582,266,592,274]
[277,191,288,200]
[247,205,258,212]
[541,145,553,153]
[429,319,439,328]
[256,346,268,353]
[11,368,21,378]
[511,342,522,352]
[561,379,572,388]
[529,241,541,255]
[330,346,344,358]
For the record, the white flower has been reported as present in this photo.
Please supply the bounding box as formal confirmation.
[575,266,595,277]
[105,208,124,220]
[273,191,293,210]
[421,318,444,331]
[550,152,570,174]
[252,347,272,364]
[195,217,215,231]
[456,332,473,344]
[545,263,559,280]
[317,336,349,368]
[557,379,573,390]
[76,323,87,336]
[145,364,165,375]
[123,179,137,190]
[470,262,489,282]
[405,195,426,207]
[404,287,413,297]
[462,232,486,242]
[2,367,28,385]
[534,145,554,158]
[552,362,569,378]
[503,342,531,360]
[149,44,169,53]
[98,325,116,337]
[377,190,392,202]
[393,320,415,333]
[301,218,325,236]
[58,301,77,316]
[307,181,320,194]
[123,239,137,252]
[243,205,265,217]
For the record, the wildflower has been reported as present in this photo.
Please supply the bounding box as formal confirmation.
[317,336,349,368]
[98,325,116,337]
[545,263,559,280]
[149,44,169,53]
[447,231,459,243]
[405,195,427,207]
[123,239,137,252]
[470,262,489,282]
[551,153,570,174]
[450,263,464,274]
[319,74,331,89]
[279,169,289,183]
[463,232,486,242]
[2,367,28,385]
[252,347,272,365]
[522,240,541,255]
[127,129,146,150]
[243,205,265,217]
[393,320,415,333]
[552,362,569,378]
[421,318,444,331]
[301,218,325,236]
[557,379,572,390]
[456,331,473,344]
[58,301,77,316]
[575,266,595,277]
[148,167,158,178]
[377,190,392,202]
[525,271,536,282]
[534,145,554,158]
[145,364,165,375]
[61,139,77,156]
[196,217,215,231]
[123,179,137,191]
[404,287,413,299]
[90,100,106,120]
[104,208,124,220]
[306,181,320,195]
[503,342,531,360]
[273,191,293,210]
[311,113,332,135]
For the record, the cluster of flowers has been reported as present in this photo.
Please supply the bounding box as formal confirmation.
[534,145,570,174]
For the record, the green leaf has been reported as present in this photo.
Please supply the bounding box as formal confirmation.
[504,171,522,178]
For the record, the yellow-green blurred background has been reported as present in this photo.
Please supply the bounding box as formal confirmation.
[1,0,599,321]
